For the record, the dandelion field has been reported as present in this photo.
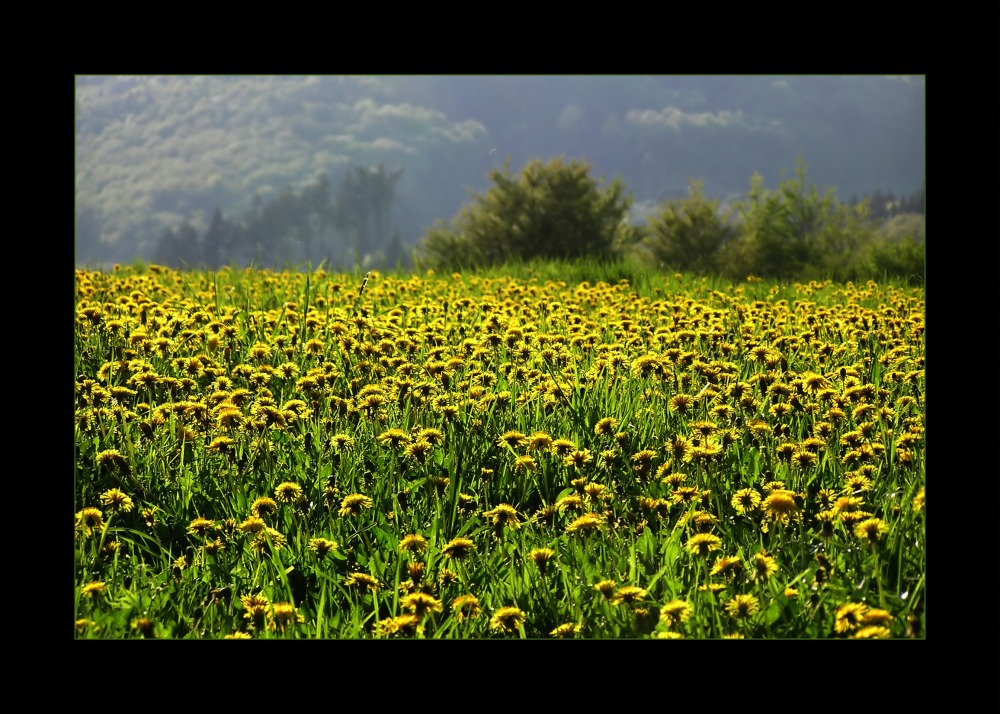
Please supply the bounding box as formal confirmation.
[74,262,925,638]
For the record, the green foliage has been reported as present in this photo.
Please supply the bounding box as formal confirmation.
[640,180,737,274]
[470,255,663,296]
[875,213,925,243]
[863,210,925,283]
[865,235,925,285]
[419,157,633,270]
[718,157,876,282]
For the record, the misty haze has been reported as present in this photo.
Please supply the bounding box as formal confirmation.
[75,75,924,272]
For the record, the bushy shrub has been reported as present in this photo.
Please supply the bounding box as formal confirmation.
[640,180,736,274]
[418,157,633,270]
[865,235,925,285]
[718,158,875,282]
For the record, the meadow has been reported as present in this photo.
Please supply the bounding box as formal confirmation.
[74,260,925,638]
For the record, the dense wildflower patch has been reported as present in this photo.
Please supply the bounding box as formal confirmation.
[74,265,924,638]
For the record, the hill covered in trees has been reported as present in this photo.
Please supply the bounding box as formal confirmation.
[75,75,925,267]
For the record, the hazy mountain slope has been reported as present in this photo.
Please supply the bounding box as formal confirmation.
[74,75,924,262]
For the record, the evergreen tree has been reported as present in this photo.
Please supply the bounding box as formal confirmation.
[335,164,403,263]
[301,172,335,264]
[202,207,233,269]
[152,220,200,267]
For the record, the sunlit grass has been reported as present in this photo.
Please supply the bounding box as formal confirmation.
[74,261,925,638]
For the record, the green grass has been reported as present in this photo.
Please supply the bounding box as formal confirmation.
[74,260,925,639]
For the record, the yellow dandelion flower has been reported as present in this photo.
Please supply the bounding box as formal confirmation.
[250,497,278,518]
[659,599,694,628]
[564,449,593,470]
[724,593,760,619]
[401,592,443,619]
[594,417,619,436]
[131,617,155,637]
[377,428,410,448]
[187,517,215,536]
[237,516,266,534]
[432,567,456,587]
[308,537,338,558]
[207,435,237,452]
[853,517,889,546]
[750,551,778,581]
[527,431,553,451]
[684,533,723,556]
[862,608,895,626]
[631,449,658,471]
[80,581,106,598]
[399,533,428,554]
[241,593,270,623]
[483,503,522,530]
[557,493,585,512]
[731,488,761,514]
[339,493,373,517]
[96,448,127,469]
[249,527,286,555]
[853,626,892,639]
[565,512,604,536]
[441,537,477,559]
[403,438,434,463]
[490,606,527,633]
[711,555,743,578]
[267,602,305,633]
[75,507,105,536]
[611,586,647,605]
[99,488,134,513]
[550,622,582,637]
[528,547,556,576]
[513,454,537,472]
[376,614,421,637]
[834,602,868,633]
[594,579,617,599]
[331,433,355,451]
[274,481,303,503]
[762,490,799,517]
[452,594,481,621]
[345,572,380,593]
[497,430,528,449]
[550,438,577,456]
[418,427,445,445]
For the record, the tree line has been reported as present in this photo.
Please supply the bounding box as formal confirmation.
[419,156,924,285]
[151,163,408,271]
[848,186,924,221]
[82,155,924,284]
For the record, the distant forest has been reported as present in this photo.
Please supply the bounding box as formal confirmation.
[147,164,409,271]
[75,76,925,267]
[75,159,924,277]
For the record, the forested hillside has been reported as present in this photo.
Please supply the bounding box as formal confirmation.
[75,75,925,267]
